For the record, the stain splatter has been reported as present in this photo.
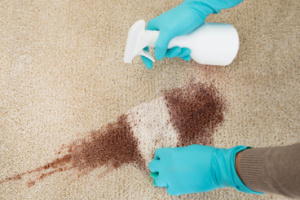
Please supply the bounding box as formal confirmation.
[0,82,226,187]
[0,115,144,187]
[164,82,225,146]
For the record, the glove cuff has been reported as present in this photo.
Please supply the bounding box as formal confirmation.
[182,0,217,19]
[229,146,263,194]
[214,146,263,194]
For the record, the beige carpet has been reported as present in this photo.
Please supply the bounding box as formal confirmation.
[0,0,299,199]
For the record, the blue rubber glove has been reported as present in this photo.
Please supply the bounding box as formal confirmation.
[141,0,244,69]
[149,145,263,196]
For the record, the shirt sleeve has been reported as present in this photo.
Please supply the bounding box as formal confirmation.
[239,143,300,198]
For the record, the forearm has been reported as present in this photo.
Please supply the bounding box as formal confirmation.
[236,143,300,198]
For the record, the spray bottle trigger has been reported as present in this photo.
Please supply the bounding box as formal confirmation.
[139,49,155,62]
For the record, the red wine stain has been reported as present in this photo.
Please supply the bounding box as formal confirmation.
[0,115,144,187]
[0,82,225,187]
[164,82,225,146]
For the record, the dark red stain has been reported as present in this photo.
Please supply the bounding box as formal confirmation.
[0,82,225,187]
[165,82,226,146]
[0,115,144,187]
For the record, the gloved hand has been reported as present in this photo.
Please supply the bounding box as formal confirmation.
[149,145,262,196]
[141,0,244,69]
[141,0,213,69]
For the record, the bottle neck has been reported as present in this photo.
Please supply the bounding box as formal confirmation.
[144,30,159,47]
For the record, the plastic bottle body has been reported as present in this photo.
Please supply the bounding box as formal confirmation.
[146,23,239,66]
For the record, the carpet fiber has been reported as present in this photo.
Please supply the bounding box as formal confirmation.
[0,0,299,199]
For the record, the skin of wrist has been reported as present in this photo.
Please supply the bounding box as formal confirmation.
[235,151,244,183]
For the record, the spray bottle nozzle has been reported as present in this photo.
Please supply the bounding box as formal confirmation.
[124,20,157,63]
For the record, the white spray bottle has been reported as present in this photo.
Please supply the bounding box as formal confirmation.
[124,20,239,66]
